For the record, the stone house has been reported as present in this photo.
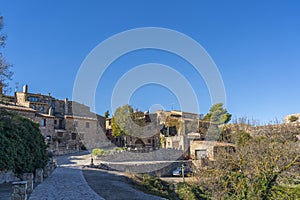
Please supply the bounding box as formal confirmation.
[157,110,202,151]
[190,140,235,161]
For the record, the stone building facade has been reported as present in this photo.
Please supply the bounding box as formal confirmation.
[0,84,107,154]
[190,140,235,161]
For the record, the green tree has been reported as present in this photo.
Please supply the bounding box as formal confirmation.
[111,105,147,138]
[203,103,231,124]
[0,16,13,94]
[202,103,232,141]
[0,109,49,174]
[104,110,110,118]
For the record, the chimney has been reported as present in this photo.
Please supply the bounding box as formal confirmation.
[23,84,28,94]
[64,98,68,114]
[48,107,53,116]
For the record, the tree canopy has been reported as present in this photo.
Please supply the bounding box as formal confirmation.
[203,103,231,124]
[111,104,147,138]
[0,16,13,94]
[0,109,49,174]
[104,110,110,118]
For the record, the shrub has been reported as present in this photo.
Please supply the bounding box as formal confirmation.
[289,115,299,122]
[92,148,114,156]
[0,109,49,174]
[177,182,209,200]
[92,148,105,157]
[131,174,178,199]
[113,147,126,152]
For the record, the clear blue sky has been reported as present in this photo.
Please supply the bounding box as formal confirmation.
[1,0,300,123]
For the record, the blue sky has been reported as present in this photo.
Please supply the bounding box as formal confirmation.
[1,1,300,123]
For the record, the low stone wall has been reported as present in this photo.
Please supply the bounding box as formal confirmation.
[96,148,185,162]
[0,170,20,184]
[101,160,192,176]
[6,160,57,200]
[11,181,27,200]
[52,149,81,156]
[21,173,34,194]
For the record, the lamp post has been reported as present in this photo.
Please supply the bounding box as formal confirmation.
[182,164,185,182]
[90,154,94,167]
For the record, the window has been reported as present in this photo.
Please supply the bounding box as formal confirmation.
[71,133,77,140]
[28,96,39,102]
[74,121,78,127]
[41,119,46,127]
[57,132,63,137]
[195,149,207,160]
[86,122,90,128]
[54,120,57,125]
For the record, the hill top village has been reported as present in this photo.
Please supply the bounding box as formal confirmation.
[1,84,299,158]
[1,84,300,199]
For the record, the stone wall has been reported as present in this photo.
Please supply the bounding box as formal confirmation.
[102,160,192,176]
[0,170,20,184]
[97,148,185,162]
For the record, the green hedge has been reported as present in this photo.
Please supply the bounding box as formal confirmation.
[0,109,49,174]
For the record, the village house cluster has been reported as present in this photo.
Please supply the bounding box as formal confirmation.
[1,83,275,162]
[0,84,108,155]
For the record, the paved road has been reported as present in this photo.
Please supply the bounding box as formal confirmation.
[29,152,103,200]
[29,152,164,200]
[83,168,164,200]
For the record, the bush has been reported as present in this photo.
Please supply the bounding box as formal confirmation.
[0,109,49,174]
[92,148,111,157]
[131,174,178,199]
[177,182,209,200]
[289,115,299,122]
[113,147,126,152]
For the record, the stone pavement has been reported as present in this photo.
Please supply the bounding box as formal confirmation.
[29,152,104,200]
[83,168,165,200]
[29,151,164,200]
